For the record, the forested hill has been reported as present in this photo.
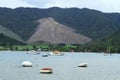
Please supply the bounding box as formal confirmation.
[108,30,120,45]
[0,7,120,41]
[84,29,120,52]
[0,33,25,46]
[0,25,24,42]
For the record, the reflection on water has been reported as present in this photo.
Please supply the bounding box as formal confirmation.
[0,51,120,80]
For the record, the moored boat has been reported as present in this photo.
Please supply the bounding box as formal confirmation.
[22,61,32,67]
[49,50,64,56]
[26,50,40,54]
[40,67,52,74]
[42,54,49,57]
[78,63,88,67]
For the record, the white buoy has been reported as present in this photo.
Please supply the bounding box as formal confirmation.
[22,61,32,67]
[78,63,88,67]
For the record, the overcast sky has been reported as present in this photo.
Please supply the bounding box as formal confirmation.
[0,0,120,13]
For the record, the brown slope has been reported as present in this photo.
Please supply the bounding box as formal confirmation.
[27,17,92,44]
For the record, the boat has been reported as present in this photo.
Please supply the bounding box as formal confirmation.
[78,63,88,67]
[26,50,40,54]
[49,50,64,56]
[40,67,52,74]
[42,54,49,57]
[22,61,32,67]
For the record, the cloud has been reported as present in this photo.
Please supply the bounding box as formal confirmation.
[80,0,120,12]
[0,0,36,8]
[0,0,120,12]
[21,0,120,12]
[21,0,81,8]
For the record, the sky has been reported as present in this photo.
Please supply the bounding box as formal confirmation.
[0,0,120,13]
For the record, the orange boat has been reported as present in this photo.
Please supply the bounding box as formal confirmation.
[49,50,64,56]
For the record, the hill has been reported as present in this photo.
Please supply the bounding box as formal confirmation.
[0,33,25,46]
[0,7,120,45]
[0,25,24,42]
[0,7,120,41]
[27,17,92,44]
[83,29,120,53]
[108,30,120,44]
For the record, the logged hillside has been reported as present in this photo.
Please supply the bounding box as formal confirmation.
[0,7,120,41]
[28,17,92,44]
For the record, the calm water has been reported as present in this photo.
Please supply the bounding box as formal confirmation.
[0,51,120,80]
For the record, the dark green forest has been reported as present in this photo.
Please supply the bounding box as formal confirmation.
[0,33,25,46]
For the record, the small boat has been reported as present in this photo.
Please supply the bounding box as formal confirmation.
[40,67,52,74]
[78,63,88,67]
[49,50,64,56]
[22,61,32,67]
[26,50,40,54]
[42,54,48,57]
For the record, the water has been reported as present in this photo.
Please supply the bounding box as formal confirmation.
[0,51,120,80]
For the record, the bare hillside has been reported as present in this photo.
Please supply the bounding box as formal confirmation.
[27,17,92,44]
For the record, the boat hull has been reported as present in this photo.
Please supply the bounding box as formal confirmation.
[22,61,32,67]
[49,51,64,56]
[40,68,52,74]
[78,63,88,67]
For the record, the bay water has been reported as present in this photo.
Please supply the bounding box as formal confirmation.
[0,51,120,80]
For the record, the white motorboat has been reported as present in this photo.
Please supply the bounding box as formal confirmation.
[22,61,32,67]
[26,50,40,54]
[78,63,88,67]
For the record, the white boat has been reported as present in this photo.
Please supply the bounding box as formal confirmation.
[40,67,52,74]
[78,63,88,67]
[26,50,40,54]
[22,61,32,67]
[49,51,64,56]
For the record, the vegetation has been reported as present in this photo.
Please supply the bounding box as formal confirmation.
[82,30,120,53]
[0,33,25,47]
[0,40,120,53]
[0,25,23,42]
[1,29,120,53]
